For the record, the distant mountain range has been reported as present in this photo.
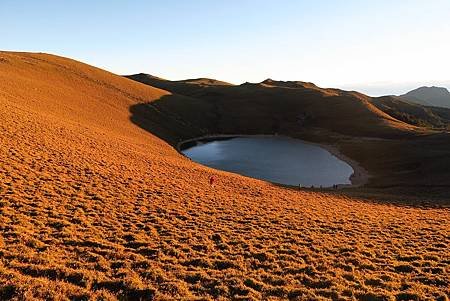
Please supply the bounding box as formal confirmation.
[399,86,450,108]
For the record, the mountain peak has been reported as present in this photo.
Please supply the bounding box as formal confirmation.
[126,73,167,81]
[261,78,275,84]
[400,86,450,108]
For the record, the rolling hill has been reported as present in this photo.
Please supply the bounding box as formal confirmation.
[127,74,450,190]
[371,96,450,129]
[126,74,419,138]
[1,51,449,300]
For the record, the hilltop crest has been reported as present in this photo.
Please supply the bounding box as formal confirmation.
[400,86,450,108]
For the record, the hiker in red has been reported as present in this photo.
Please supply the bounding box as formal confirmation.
[209,176,215,186]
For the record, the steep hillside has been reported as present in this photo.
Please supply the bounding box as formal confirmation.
[1,52,449,300]
[371,96,450,129]
[400,86,450,108]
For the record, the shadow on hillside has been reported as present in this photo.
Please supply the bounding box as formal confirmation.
[129,96,450,206]
[273,182,450,208]
[129,94,215,147]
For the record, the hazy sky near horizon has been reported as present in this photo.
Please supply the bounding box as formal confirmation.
[2,0,449,96]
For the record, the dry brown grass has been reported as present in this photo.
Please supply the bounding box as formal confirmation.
[126,73,450,192]
[0,51,449,300]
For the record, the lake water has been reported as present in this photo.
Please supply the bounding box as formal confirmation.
[182,136,354,187]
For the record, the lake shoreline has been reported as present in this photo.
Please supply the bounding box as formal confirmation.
[177,134,370,188]
[318,144,370,188]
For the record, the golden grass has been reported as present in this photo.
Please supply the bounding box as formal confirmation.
[0,51,449,300]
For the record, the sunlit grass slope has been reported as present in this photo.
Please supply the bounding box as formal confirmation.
[1,52,449,300]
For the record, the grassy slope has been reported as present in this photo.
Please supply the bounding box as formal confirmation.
[1,52,449,300]
[127,74,450,191]
[371,96,450,129]
[126,74,419,138]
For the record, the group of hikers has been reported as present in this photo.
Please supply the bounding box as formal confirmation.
[209,175,340,190]
[299,184,340,190]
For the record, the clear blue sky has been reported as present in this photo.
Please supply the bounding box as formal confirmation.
[2,0,449,95]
